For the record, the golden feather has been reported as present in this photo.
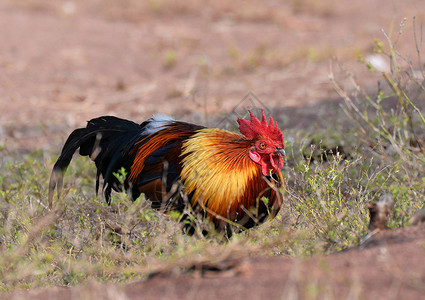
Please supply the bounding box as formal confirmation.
[180,128,264,220]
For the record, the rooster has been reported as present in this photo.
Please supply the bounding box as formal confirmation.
[49,110,286,233]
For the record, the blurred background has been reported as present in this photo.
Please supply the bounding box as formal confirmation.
[0,0,423,148]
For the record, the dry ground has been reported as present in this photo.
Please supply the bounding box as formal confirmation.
[1,0,424,149]
[8,225,425,299]
[2,0,425,299]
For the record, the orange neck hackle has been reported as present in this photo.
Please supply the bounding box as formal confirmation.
[180,128,264,220]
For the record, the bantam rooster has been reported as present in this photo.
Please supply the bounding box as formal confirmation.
[49,110,286,233]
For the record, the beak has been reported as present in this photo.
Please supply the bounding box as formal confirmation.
[276,148,286,157]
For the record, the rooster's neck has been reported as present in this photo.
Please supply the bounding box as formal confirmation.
[180,128,263,220]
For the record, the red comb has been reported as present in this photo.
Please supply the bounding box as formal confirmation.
[237,110,284,147]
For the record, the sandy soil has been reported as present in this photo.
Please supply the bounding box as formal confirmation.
[2,0,425,299]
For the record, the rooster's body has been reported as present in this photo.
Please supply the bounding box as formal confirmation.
[49,111,285,232]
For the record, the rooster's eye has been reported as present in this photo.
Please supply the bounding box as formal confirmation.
[258,142,267,150]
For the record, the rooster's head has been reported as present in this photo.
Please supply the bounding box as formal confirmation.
[237,110,285,176]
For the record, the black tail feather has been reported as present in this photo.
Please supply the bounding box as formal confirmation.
[48,116,142,208]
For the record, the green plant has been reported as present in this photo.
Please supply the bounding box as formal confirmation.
[164,50,177,69]
[330,17,425,228]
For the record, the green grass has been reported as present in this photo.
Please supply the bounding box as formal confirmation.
[164,50,178,69]
[1,21,425,292]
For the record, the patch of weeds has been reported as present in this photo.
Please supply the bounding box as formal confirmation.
[227,44,240,60]
[164,50,177,69]
[286,153,369,253]
[331,17,425,228]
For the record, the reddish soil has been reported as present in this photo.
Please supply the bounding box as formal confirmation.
[1,0,424,149]
[2,1,425,299]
